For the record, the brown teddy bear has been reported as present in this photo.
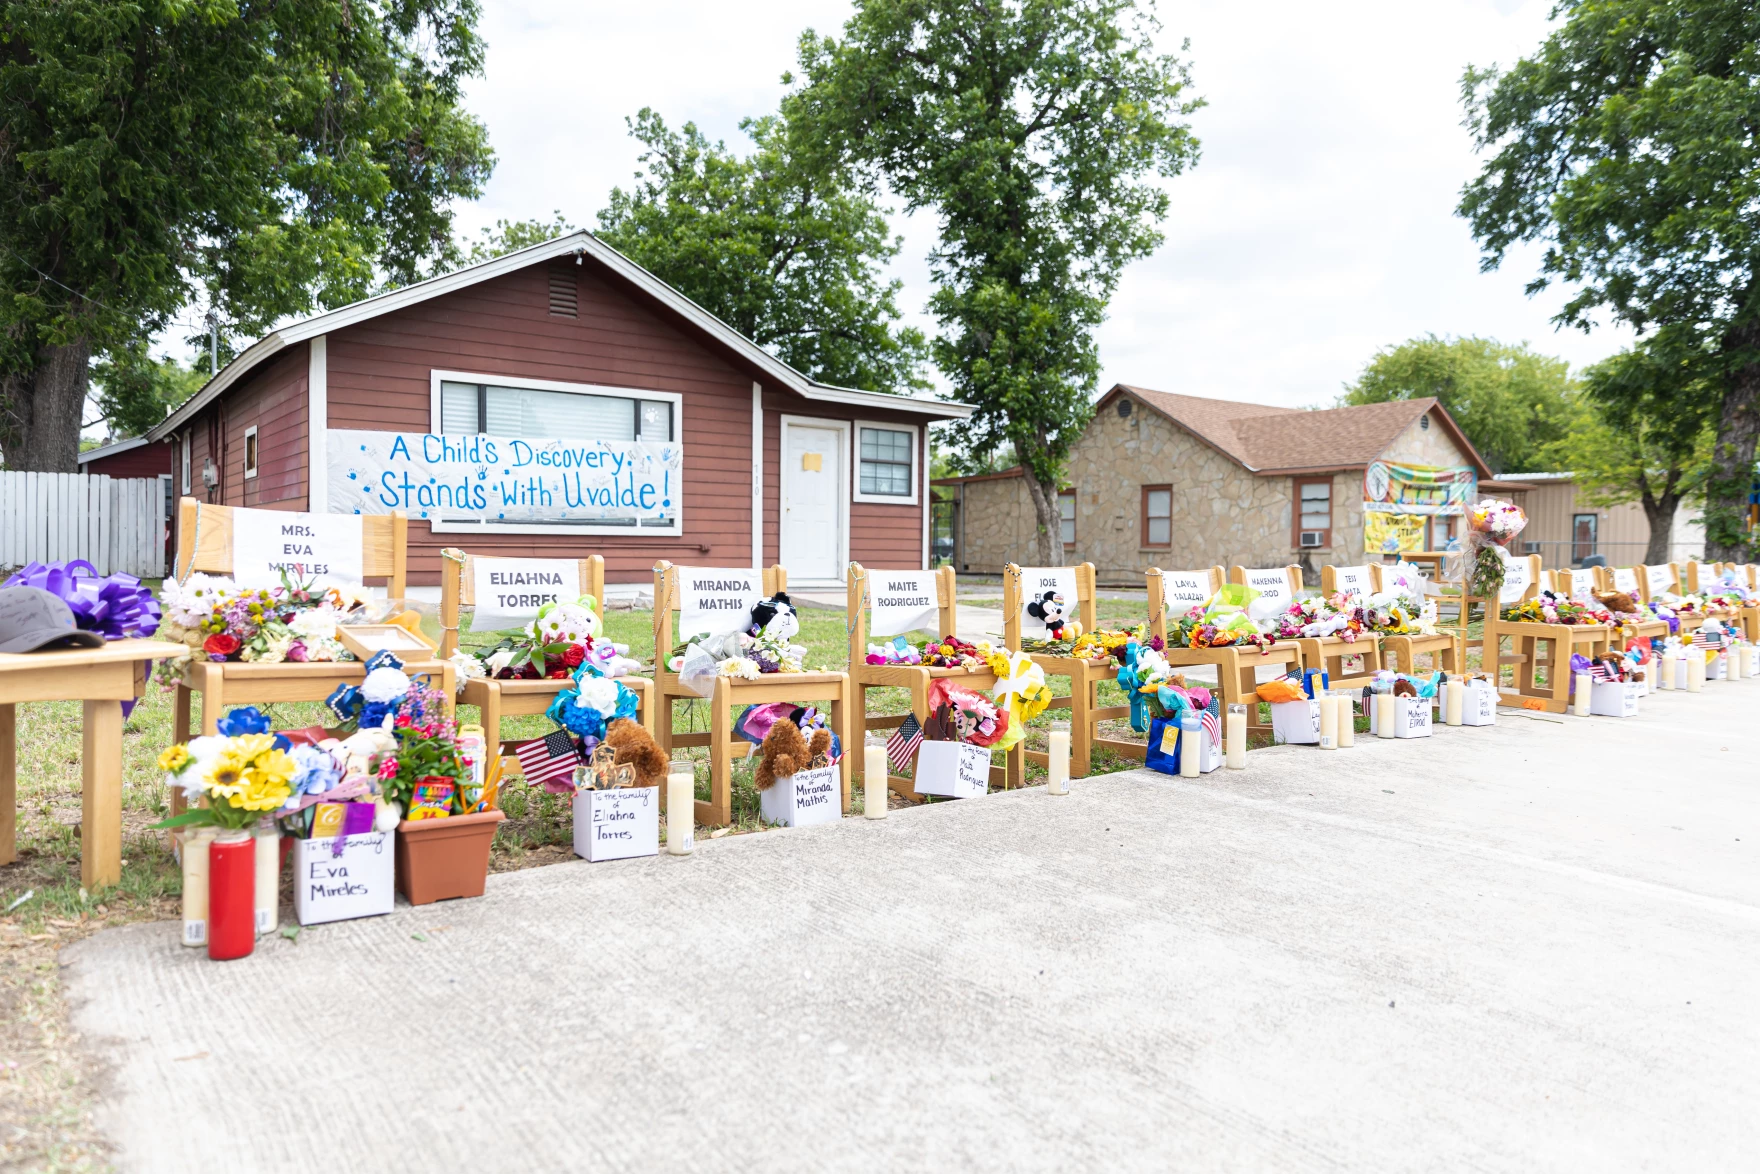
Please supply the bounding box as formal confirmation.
[1392,678,1418,698]
[1594,589,1639,614]
[602,717,671,788]
[754,717,831,791]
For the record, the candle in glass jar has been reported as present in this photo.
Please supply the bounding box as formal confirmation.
[1374,692,1396,739]
[1178,713,1201,776]
[1318,692,1339,750]
[1048,720,1071,794]
[666,766,695,855]
[1686,650,1705,692]
[1225,705,1248,769]
[1337,694,1355,747]
[252,824,279,935]
[1445,678,1464,726]
[180,827,216,948]
[1573,672,1592,716]
[863,737,889,819]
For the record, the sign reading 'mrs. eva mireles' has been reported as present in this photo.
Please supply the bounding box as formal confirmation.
[326,429,684,525]
[230,509,363,589]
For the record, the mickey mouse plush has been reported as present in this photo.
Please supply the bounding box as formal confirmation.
[1027,590,1070,639]
[748,592,800,641]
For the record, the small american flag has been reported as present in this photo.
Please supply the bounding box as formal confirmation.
[887,713,924,772]
[514,730,581,788]
[1201,707,1220,748]
[1691,629,1724,649]
[1589,660,1620,682]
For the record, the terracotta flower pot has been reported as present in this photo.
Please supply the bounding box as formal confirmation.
[394,809,505,905]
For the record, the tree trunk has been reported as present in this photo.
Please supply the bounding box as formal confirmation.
[4,338,91,472]
[1020,470,1065,567]
[1706,326,1760,559]
[1641,493,1678,565]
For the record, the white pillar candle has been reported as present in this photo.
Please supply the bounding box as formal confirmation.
[1573,672,1592,716]
[1336,695,1354,747]
[1318,694,1339,750]
[1178,714,1201,777]
[1445,679,1464,726]
[1225,705,1248,769]
[252,824,279,936]
[1048,720,1071,794]
[180,827,216,948]
[1374,693,1396,739]
[666,765,695,855]
[863,737,889,819]
[1686,651,1705,693]
[1729,644,1744,679]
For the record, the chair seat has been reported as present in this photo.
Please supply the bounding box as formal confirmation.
[853,663,999,687]
[657,668,850,699]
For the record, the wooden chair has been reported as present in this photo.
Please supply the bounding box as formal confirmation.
[171,498,453,746]
[1145,566,1302,733]
[1368,561,1463,677]
[1234,564,1384,691]
[440,551,654,780]
[1720,564,1760,643]
[1002,562,1139,777]
[1476,554,1611,712]
[1596,566,1670,647]
[651,561,850,827]
[1637,563,1706,637]
[847,563,1019,800]
[1320,563,1374,598]
[1686,559,1743,626]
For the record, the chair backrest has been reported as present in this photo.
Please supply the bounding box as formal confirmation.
[652,561,785,668]
[1003,562,1097,648]
[1496,553,1541,606]
[1639,563,1677,601]
[1687,560,1722,593]
[1230,566,1304,617]
[1603,565,1643,596]
[174,497,406,595]
[1322,564,1374,597]
[847,563,956,664]
[1144,566,1225,644]
[1550,566,1598,604]
[439,552,603,658]
[1369,560,1426,598]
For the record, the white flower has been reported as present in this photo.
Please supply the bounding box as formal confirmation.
[289,607,340,640]
[485,648,515,675]
[575,676,622,716]
[719,656,760,680]
[448,649,485,693]
[361,666,412,703]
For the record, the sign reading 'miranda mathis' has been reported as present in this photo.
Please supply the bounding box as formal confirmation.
[327,430,683,524]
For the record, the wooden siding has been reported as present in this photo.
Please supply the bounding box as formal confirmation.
[1513,478,1704,568]
[81,443,172,480]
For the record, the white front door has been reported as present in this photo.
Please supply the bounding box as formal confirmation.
[781,422,844,581]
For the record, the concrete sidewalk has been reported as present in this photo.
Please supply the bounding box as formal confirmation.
[64,683,1760,1173]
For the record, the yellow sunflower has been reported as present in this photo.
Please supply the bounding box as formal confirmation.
[157,745,191,772]
[204,749,250,799]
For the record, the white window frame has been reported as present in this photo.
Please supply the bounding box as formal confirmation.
[242,424,259,479]
[424,368,685,537]
[180,434,191,494]
[852,420,920,505]
[779,414,851,583]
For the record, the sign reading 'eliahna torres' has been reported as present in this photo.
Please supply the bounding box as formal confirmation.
[327,430,683,524]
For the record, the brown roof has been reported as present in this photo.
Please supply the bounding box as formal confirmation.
[1104,385,1492,479]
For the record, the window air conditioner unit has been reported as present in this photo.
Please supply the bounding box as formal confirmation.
[1300,531,1323,548]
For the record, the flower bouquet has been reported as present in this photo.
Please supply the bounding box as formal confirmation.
[325,653,475,818]
[1115,643,1213,732]
[1022,624,1148,663]
[921,636,995,669]
[469,596,642,681]
[1456,499,1527,598]
[159,571,365,664]
[1167,604,1274,653]
[153,713,297,833]
[1265,593,1367,642]
[1358,589,1436,636]
[986,649,1052,749]
[1501,591,1612,627]
[924,678,1009,747]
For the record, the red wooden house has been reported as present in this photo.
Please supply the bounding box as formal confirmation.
[149,232,968,588]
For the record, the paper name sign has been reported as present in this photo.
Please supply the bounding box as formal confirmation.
[470,558,580,632]
[1498,558,1532,604]
[230,509,364,589]
[1645,564,1674,596]
[1331,566,1373,597]
[1384,561,1426,596]
[758,766,842,827]
[292,832,394,926]
[574,786,660,861]
[1613,567,1640,594]
[913,741,991,799]
[328,429,681,524]
[677,567,763,639]
[1692,562,1716,591]
[1242,568,1293,621]
[1162,570,1213,613]
[868,570,940,638]
[1569,568,1597,603]
[1017,567,1079,635]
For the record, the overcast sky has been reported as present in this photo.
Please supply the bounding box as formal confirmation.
[454,0,1628,409]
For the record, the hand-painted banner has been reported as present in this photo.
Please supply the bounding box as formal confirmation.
[1364,512,1427,555]
[1363,461,1476,517]
[327,430,682,524]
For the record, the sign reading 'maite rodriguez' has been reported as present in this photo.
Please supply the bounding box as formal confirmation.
[327,430,683,524]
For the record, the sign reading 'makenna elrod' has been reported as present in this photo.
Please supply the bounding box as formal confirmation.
[326,430,683,523]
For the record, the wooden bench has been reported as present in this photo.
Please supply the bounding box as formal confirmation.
[1236,564,1384,691]
[1477,554,1611,712]
[1145,565,1302,733]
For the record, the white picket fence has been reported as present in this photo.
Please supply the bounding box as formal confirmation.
[0,471,166,578]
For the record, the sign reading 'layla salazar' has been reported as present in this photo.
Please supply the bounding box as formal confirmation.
[327,430,683,524]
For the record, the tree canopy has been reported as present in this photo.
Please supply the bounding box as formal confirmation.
[787,0,1202,562]
[0,0,494,469]
[1341,335,1581,475]
[1458,0,1760,556]
[595,110,927,394]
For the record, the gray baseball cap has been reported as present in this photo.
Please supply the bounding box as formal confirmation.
[0,586,105,654]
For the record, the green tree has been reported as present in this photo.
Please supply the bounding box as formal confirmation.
[1536,344,1716,564]
[89,345,206,442]
[596,109,927,394]
[788,0,1202,563]
[462,212,578,265]
[0,0,494,471]
[1458,1,1760,558]
[1342,335,1581,474]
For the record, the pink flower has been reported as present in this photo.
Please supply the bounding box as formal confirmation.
[377,756,399,780]
[286,640,308,662]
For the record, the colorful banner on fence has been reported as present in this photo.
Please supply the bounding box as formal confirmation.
[326,430,682,524]
[1362,460,1476,518]
[1363,512,1428,555]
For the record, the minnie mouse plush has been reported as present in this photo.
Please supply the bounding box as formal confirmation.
[1027,590,1070,639]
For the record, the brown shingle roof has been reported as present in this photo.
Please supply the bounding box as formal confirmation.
[1107,385,1491,478]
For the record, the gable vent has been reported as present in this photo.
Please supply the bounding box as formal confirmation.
[548,267,578,317]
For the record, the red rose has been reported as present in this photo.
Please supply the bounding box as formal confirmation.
[203,632,241,657]
[562,643,586,668]
[548,669,569,680]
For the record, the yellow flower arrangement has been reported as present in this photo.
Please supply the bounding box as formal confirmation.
[157,745,190,772]
[155,730,296,830]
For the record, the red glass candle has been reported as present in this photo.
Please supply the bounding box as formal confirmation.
[207,831,256,961]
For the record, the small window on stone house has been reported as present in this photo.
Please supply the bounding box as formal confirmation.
[1142,485,1171,548]
[1058,489,1076,547]
[1294,478,1331,549]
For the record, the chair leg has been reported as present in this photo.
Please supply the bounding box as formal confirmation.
[830,684,850,814]
[705,678,733,828]
[1069,669,1094,779]
[173,684,193,744]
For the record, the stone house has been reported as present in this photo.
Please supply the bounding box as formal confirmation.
[936,384,1503,584]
